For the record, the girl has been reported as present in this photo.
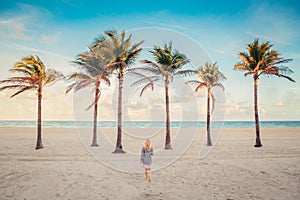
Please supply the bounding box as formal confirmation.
[140,139,153,182]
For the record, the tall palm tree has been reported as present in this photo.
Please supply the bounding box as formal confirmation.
[137,42,190,150]
[66,46,111,147]
[92,30,144,153]
[187,62,226,146]
[0,55,63,149]
[234,38,295,147]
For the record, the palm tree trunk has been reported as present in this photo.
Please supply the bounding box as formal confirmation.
[207,88,212,146]
[35,86,43,149]
[164,77,172,150]
[114,71,125,153]
[254,77,262,147]
[91,81,100,147]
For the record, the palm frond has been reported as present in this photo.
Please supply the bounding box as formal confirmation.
[276,67,294,75]
[66,82,77,94]
[74,79,94,92]
[139,82,154,97]
[0,77,35,84]
[254,60,264,71]
[126,66,159,75]
[0,84,32,92]
[124,33,132,51]
[195,82,207,92]
[131,75,160,88]
[244,71,256,77]
[140,60,161,71]
[175,69,195,76]
[272,58,293,65]
[234,63,246,71]
[275,74,295,82]
[9,68,33,76]
[10,86,36,98]
[99,75,111,86]
[68,73,90,80]
[185,80,201,85]
[212,83,225,91]
[85,91,101,111]
[44,69,64,86]
[126,47,143,65]
[105,30,121,48]
[106,61,126,71]
[128,40,144,53]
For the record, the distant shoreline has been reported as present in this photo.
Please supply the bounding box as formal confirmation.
[0,120,299,128]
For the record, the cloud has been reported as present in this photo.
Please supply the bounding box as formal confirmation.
[40,32,61,44]
[243,2,300,45]
[0,3,52,41]
[14,43,73,60]
[224,99,253,120]
[0,18,31,41]
[273,101,284,107]
[245,31,284,45]
[262,97,300,120]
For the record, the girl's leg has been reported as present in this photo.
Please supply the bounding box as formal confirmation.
[146,169,151,182]
[145,169,148,180]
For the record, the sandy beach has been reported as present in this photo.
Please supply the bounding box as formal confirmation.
[0,127,299,199]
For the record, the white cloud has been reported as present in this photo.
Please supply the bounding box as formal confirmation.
[224,99,253,121]
[13,43,73,61]
[243,2,300,45]
[0,18,31,41]
[0,3,52,41]
[40,32,61,44]
[273,101,284,107]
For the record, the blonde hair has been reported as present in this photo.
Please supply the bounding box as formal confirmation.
[144,139,151,152]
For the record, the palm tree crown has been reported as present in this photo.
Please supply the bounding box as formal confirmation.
[0,55,63,97]
[234,38,294,81]
[95,30,144,73]
[140,42,190,84]
[193,62,226,88]
[66,50,111,110]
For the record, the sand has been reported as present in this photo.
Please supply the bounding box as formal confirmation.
[0,127,299,199]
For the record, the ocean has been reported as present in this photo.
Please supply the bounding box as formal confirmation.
[0,121,299,128]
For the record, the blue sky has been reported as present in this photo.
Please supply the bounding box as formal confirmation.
[0,0,299,121]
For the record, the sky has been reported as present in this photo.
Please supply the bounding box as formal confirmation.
[0,0,299,121]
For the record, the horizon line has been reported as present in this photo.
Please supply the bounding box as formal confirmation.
[0,120,299,122]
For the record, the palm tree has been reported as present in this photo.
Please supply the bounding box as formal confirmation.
[187,62,226,146]
[234,38,295,147]
[0,55,63,149]
[92,30,144,153]
[137,42,190,150]
[66,46,111,147]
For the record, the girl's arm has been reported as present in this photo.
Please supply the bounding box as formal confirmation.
[140,147,145,162]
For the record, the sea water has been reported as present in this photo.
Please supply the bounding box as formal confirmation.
[0,120,299,128]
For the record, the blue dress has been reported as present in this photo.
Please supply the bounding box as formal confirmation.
[140,147,153,169]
